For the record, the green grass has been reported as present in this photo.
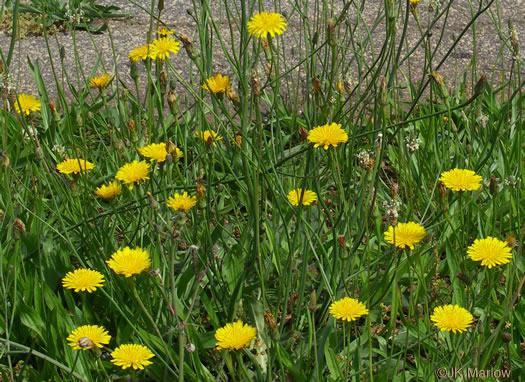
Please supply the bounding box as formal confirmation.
[0,0,524,380]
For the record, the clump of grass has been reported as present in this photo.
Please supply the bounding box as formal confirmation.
[0,0,523,381]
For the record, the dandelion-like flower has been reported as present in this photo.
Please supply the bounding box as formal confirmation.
[384,222,426,250]
[89,74,111,89]
[196,130,223,144]
[110,344,155,370]
[56,158,95,174]
[439,168,482,192]
[115,160,150,190]
[166,141,184,158]
[215,320,257,350]
[167,192,197,212]
[430,305,473,333]
[138,143,168,162]
[67,325,111,350]
[467,237,512,268]
[247,12,287,38]
[150,37,180,61]
[14,94,41,115]
[157,26,174,36]
[62,268,105,293]
[329,297,369,322]
[287,189,317,206]
[129,44,151,62]
[201,74,231,94]
[307,122,349,150]
[95,181,122,200]
[106,246,152,277]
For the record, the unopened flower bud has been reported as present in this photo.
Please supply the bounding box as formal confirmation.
[430,71,449,99]
[308,290,317,312]
[127,119,136,133]
[14,218,26,235]
[147,192,159,209]
[167,90,178,106]
[159,70,168,86]
[130,62,139,81]
[489,175,499,196]
[312,77,322,95]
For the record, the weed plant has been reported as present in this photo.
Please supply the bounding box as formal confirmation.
[0,0,523,380]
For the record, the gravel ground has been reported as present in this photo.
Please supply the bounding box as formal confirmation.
[0,0,523,100]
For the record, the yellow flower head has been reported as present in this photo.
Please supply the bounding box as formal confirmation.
[307,122,349,150]
[467,236,512,268]
[115,160,150,190]
[14,94,41,115]
[329,297,369,322]
[95,181,122,200]
[138,142,168,162]
[67,325,111,350]
[247,12,287,38]
[56,158,95,174]
[196,130,223,144]
[157,26,174,36]
[110,344,155,370]
[166,141,184,158]
[129,44,152,62]
[106,246,152,277]
[62,268,104,293]
[439,168,482,192]
[150,37,180,61]
[287,189,317,206]
[215,320,257,350]
[201,74,231,94]
[167,192,197,212]
[430,305,473,333]
[89,74,111,89]
[410,0,422,4]
[384,222,426,250]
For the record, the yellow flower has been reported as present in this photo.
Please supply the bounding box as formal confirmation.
[62,268,105,293]
[89,74,111,89]
[115,160,150,190]
[439,168,482,192]
[196,130,223,144]
[67,325,111,350]
[467,237,512,268]
[14,94,41,115]
[215,320,257,350]
[384,222,426,250]
[167,192,197,212]
[410,0,422,4]
[138,143,168,162]
[129,44,152,62]
[95,181,122,200]
[287,189,317,206]
[166,141,183,158]
[150,37,180,61]
[201,74,231,94]
[329,297,369,322]
[247,12,287,38]
[307,122,348,150]
[56,158,95,174]
[110,344,155,370]
[430,305,473,333]
[106,246,151,277]
[157,26,174,36]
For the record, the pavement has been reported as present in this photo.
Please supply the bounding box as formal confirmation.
[0,0,523,101]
